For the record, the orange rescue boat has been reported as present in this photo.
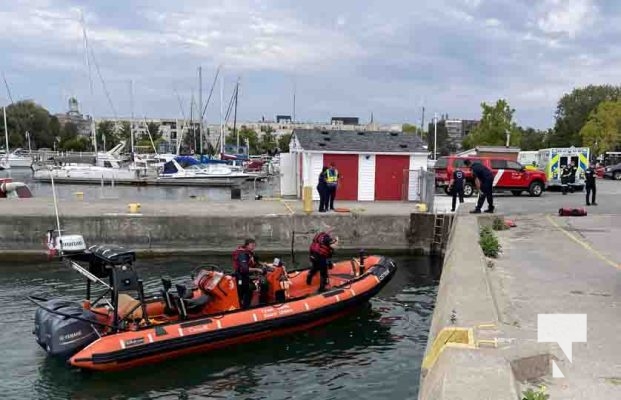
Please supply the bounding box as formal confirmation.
[30,245,396,372]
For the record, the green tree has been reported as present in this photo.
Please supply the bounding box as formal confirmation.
[426,121,450,155]
[552,84,621,147]
[2,100,55,149]
[518,127,545,151]
[62,136,91,151]
[462,99,520,149]
[59,122,79,150]
[403,123,423,136]
[579,100,621,156]
[258,131,277,153]
[277,133,292,152]
[226,125,259,154]
[96,120,118,151]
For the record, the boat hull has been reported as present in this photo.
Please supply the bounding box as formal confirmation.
[69,257,396,372]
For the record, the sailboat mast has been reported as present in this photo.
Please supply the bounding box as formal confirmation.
[234,80,239,149]
[220,74,224,156]
[80,13,97,155]
[198,66,203,155]
[3,106,9,158]
[129,80,135,155]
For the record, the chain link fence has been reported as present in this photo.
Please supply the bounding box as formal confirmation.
[402,168,436,210]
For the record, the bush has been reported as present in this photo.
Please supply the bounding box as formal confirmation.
[479,226,501,258]
[522,386,549,400]
[492,217,508,231]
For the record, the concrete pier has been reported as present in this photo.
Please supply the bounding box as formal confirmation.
[0,198,452,261]
[419,211,621,399]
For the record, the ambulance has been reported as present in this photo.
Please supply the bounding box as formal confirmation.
[538,147,590,190]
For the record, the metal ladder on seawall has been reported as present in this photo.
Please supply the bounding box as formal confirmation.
[432,213,447,251]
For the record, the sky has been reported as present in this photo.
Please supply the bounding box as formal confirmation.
[1,0,620,130]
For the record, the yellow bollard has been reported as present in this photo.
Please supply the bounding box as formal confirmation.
[74,192,84,201]
[128,203,141,213]
[416,203,428,212]
[303,186,313,215]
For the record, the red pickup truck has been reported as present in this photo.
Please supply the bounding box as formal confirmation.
[434,156,547,197]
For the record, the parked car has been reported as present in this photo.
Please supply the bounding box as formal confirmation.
[603,163,621,180]
[434,156,547,197]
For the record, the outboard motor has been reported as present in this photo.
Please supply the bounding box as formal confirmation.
[34,299,102,359]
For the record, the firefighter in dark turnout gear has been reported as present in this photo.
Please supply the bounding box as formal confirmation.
[307,231,337,292]
[561,164,573,195]
[464,159,495,213]
[449,169,465,212]
[232,238,263,309]
[585,161,597,206]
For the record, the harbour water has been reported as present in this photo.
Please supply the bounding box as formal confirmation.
[0,169,279,201]
[0,254,440,400]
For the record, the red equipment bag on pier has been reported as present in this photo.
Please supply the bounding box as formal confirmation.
[558,207,587,217]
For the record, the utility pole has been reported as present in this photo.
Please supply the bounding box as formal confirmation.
[292,79,296,123]
[198,66,203,155]
[220,74,224,156]
[434,112,438,160]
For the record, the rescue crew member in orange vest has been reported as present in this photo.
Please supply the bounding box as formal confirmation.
[232,238,263,309]
[307,230,337,292]
[325,163,339,211]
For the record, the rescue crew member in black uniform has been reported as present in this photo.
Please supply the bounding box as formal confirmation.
[585,161,597,206]
[307,231,337,292]
[232,238,263,309]
[569,161,578,192]
[317,166,329,212]
[448,168,465,212]
[464,159,495,214]
[561,164,572,195]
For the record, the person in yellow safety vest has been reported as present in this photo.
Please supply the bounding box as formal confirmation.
[325,163,339,211]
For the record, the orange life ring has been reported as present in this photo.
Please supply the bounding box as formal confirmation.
[334,207,350,213]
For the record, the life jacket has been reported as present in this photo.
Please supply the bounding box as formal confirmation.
[309,232,333,258]
[232,246,256,274]
[326,169,338,185]
[558,207,587,217]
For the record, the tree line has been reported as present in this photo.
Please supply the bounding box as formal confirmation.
[423,84,621,156]
[0,100,290,154]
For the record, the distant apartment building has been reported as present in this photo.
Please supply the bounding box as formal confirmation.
[54,97,93,137]
[427,117,479,152]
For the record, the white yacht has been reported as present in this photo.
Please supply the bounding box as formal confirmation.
[7,148,33,168]
[158,157,250,183]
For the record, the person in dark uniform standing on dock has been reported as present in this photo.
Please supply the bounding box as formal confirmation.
[307,230,337,292]
[317,166,329,212]
[585,161,597,206]
[463,159,495,214]
[325,163,339,211]
[448,168,465,212]
[232,239,263,309]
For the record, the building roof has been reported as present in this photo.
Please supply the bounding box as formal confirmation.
[293,128,427,153]
[457,146,521,156]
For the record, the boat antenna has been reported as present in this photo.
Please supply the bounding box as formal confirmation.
[49,169,64,256]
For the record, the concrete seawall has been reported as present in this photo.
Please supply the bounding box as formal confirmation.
[0,199,452,261]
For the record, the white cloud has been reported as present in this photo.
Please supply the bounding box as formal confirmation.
[537,0,599,38]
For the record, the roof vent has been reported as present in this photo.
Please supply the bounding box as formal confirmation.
[323,137,331,141]
[321,130,329,135]
[390,132,399,137]
[357,131,365,135]
[318,142,326,147]
[399,144,408,148]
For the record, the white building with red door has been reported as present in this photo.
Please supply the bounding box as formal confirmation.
[280,129,429,201]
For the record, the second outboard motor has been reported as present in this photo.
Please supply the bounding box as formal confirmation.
[34,299,102,359]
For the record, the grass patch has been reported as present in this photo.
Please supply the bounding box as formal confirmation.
[522,386,550,400]
[492,216,509,231]
[479,226,501,258]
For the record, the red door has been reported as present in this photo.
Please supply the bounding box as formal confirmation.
[322,154,359,200]
[375,155,410,200]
